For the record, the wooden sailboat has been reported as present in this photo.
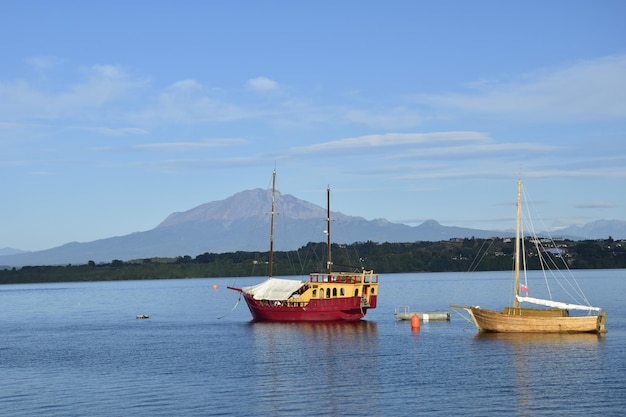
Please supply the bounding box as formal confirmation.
[451,176,606,334]
[227,171,379,321]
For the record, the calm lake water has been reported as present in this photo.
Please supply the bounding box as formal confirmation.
[1,269,625,416]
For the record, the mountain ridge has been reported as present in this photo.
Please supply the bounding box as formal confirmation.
[1,189,625,267]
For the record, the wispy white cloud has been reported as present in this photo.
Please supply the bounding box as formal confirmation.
[246,76,279,92]
[528,168,626,178]
[0,64,147,120]
[393,141,559,159]
[288,131,490,154]
[0,122,21,129]
[3,66,367,132]
[25,55,64,70]
[3,55,625,171]
[574,202,618,209]
[417,54,626,123]
[169,79,203,91]
[28,170,56,176]
[83,126,149,136]
[134,138,248,152]
[133,79,247,124]
[91,138,248,153]
[394,169,503,181]
[340,107,426,129]
[148,155,263,173]
[393,164,626,183]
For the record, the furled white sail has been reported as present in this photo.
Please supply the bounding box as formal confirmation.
[516,295,602,312]
[242,278,306,301]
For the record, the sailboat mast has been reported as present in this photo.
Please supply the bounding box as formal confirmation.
[513,177,522,308]
[326,185,332,274]
[269,170,276,278]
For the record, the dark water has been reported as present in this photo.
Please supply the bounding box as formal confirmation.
[1,270,625,416]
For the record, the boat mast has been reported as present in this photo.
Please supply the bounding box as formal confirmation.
[513,176,522,308]
[269,170,276,278]
[326,185,332,274]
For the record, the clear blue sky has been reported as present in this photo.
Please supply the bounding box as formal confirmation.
[2,0,625,251]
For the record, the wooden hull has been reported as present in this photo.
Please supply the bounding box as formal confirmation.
[463,306,606,334]
[242,293,377,322]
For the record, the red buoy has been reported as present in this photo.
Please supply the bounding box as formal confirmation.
[411,313,420,330]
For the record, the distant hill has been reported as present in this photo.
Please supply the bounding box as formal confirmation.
[0,247,28,256]
[1,189,624,267]
[555,220,626,240]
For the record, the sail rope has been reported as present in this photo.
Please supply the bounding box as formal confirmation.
[449,238,497,306]
[520,187,597,310]
[450,306,474,325]
[467,238,496,272]
[521,226,529,299]
[217,292,242,319]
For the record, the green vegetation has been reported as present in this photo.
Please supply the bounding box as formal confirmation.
[1,238,624,284]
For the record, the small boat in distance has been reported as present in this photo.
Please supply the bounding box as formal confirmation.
[228,171,379,322]
[451,175,606,334]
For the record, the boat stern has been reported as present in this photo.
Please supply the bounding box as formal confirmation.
[598,311,608,334]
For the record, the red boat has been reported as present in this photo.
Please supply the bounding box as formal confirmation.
[228,171,379,322]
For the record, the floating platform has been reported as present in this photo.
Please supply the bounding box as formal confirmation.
[394,306,450,321]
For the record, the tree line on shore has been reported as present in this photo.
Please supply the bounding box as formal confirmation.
[1,237,624,284]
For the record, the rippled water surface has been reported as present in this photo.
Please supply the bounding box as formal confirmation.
[1,270,625,416]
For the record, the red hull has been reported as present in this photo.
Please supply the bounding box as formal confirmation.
[242,293,378,322]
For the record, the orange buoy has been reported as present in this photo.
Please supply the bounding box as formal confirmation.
[212,284,218,290]
[411,313,420,330]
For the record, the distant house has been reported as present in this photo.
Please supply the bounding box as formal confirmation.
[541,247,566,256]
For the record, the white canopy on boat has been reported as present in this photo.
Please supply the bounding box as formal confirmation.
[516,295,602,312]
[242,278,306,301]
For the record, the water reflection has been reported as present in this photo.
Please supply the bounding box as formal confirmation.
[248,321,380,416]
[474,332,605,346]
[250,320,378,335]
[473,332,605,416]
